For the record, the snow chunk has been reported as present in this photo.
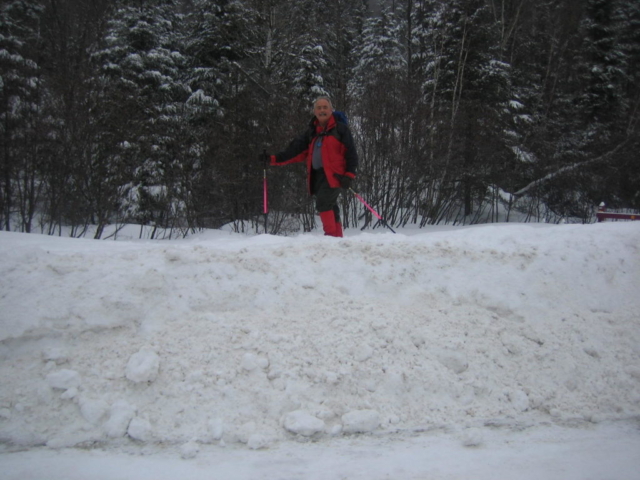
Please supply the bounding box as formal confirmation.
[341,409,380,434]
[283,410,325,437]
[461,428,485,447]
[241,352,269,371]
[60,387,78,400]
[205,418,225,442]
[79,397,109,425]
[46,432,95,449]
[247,434,271,450]
[241,353,258,371]
[46,369,80,390]
[354,344,374,362]
[508,389,530,412]
[41,347,69,365]
[128,417,153,442]
[435,349,468,374]
[180,441,200,459]
[125,348,160,383]
[104,400,136,438]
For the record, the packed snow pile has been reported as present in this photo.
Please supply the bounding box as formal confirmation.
[0,222,639,453]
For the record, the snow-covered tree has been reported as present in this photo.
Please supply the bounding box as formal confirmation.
[576,0,628,147]
[510,0,637,219]
[320,0,367,110]
[351,8,405,98]
[1,0,638,233]
[91,0,194,237]
[615,0,640,209]
[409,0,522,221]
[0,0,44,232]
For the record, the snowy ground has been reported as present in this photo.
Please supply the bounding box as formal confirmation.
[1,221,639,479]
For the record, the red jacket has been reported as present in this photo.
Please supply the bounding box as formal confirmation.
[271,113,358,191]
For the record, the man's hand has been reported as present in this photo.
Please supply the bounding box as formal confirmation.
[334,173,353,190]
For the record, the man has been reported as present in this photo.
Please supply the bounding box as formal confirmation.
[264,96,358,237]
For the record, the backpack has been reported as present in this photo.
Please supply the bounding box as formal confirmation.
[333,110,348,125]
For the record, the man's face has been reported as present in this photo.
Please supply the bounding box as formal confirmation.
[314,99,333,126]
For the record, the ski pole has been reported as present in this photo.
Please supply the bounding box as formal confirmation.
[262,150,269,234]
[349,188,396,234]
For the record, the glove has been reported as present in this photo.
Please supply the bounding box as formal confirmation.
[334,173,353,190]
[259,151,270,164]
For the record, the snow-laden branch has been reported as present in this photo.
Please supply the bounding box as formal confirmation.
[512,140,630,198]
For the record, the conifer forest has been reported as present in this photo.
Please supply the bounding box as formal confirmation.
[1,0,639,237]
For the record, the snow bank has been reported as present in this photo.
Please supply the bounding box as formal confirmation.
[0,223,638,452]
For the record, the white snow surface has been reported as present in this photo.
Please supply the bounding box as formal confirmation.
[1,222,639,479]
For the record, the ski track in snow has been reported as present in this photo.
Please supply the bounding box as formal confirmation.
[0,223,639,473]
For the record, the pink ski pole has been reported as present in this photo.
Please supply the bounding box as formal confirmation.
[349,188,396,233]
[262,150,269,233]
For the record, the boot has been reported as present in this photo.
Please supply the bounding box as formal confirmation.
[319,210,338,237]
[333,205,343,238]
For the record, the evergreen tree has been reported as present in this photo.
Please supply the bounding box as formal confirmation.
[616,0,640,209]
[0,1,45,232]
[351,8,405,98]
[181,0,251,231]
[37,0,113,235]
[321,0,367,109]
[91,0,193,237]
[569,0,630,213]
[349,6,416,228]
[521,0,634,219]
[411,0,521,221]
